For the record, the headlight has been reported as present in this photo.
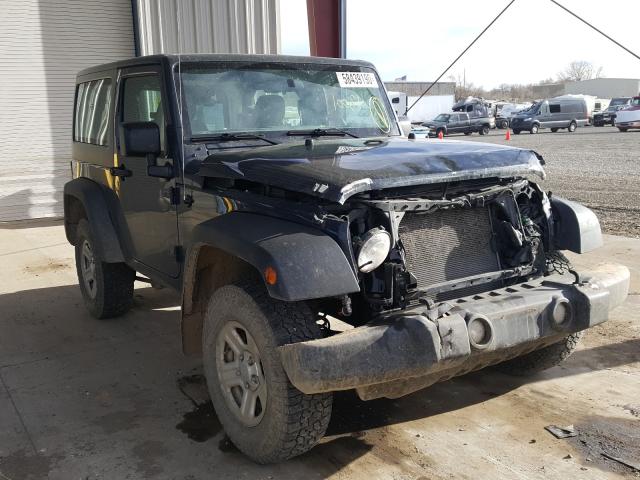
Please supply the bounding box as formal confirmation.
[356,227,392,273]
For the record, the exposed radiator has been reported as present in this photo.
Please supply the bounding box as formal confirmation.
[399,207,500,296]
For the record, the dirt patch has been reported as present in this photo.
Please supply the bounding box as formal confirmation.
[0,449,63,480]
[23,261,70,275]
[570,415,640,476]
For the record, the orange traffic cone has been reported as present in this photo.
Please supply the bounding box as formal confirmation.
[505,128,511,141]
[437,130,444,140]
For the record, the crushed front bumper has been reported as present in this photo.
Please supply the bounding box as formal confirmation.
[279,264,629,400]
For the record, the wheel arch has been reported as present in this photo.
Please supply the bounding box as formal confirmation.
[63,178,126,263]
[180,212,360,355]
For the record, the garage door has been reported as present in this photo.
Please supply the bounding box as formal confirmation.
[0,0,134,221]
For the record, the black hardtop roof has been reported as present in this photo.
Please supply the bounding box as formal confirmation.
[76,53,375,80]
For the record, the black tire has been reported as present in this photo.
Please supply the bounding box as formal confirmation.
[618,127,628,132]
[530,124,539,134]
[74,219,135,319]
[496,332,584,376]
[202,282,332,463]
[568,121,577,132]
[479,125,490,135]
[436,128,445,137]
[464,131,473,136]
[513,129,521,135]
[550,128,558,132]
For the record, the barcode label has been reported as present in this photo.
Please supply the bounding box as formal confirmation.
[336,72,378,88]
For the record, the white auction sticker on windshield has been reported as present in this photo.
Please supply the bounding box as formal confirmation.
[336,72,378,88]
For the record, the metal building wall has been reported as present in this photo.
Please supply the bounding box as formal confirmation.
[135,0,280,55]
[0,0,135,222]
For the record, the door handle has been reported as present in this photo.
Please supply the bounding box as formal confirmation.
[110,165,132,178]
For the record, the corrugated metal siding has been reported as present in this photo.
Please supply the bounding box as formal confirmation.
[136,0,280,55]
[0,0,134,221]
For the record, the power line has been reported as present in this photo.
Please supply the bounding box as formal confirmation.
[550,0,640,63]
[404,0,517,115]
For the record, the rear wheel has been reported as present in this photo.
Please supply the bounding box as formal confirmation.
[530,124,539,134]
[464,131,473,136]
[618,127,628,132]
[550,127,559,132]
[500,119,509,129]
[568,121,577,132]
[203,282,332,463]
[74,219,135,319]
[496,332,584,376]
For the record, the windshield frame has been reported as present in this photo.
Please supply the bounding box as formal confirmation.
[172,60,400,143]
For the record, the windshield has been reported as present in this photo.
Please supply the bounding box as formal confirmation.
[434,114,450,122]
[610,98,629,106]
[520,102,540,114]
[178,62,398,139]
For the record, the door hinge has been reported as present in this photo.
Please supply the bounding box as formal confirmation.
[174,246,184,262]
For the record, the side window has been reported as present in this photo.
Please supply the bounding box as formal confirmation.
[391,97,400,104]
[121,75,165,151]
[549,104,561,113]
[74,79,112,145]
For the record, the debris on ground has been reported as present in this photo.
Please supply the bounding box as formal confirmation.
[545,425,578,439]
[601,452,640,472]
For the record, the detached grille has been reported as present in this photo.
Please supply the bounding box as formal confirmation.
[399,207,500,296]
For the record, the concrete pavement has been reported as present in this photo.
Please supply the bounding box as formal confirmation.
[0,221,638,479]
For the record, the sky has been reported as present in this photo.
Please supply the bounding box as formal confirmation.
[279,0,640,89]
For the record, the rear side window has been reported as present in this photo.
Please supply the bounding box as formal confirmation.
[549,104,561,113]
[74,79,112,145]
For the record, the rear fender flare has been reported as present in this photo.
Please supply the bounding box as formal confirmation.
[63,178,126,263]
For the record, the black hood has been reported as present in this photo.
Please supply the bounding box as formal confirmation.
[198,137,545,204]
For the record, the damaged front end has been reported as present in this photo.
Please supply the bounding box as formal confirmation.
[279,177,629,400]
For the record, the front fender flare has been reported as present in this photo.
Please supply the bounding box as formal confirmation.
[187,212,361,301]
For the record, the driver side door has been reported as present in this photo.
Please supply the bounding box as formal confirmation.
[115,66,181,278]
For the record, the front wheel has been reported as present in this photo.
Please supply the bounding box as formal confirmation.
[618,127,628,132]
[479,125,490,135]
[496,332,584,376]
[513,129,521,135]
[464,131,473,136]
[530,124,539,134]
[74,219,135,319]
[568,121,577,132]
[203,282,332,463]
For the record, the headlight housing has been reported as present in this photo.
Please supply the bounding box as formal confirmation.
[356,227,392,273]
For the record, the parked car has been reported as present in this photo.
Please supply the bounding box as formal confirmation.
[509,97,588,134]
[423,112,493,136]
[64,54,629,463]
[614,96,640,131]
[593,97,632,126]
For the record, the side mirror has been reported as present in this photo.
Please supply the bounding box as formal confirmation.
[122,122,161,156]
[397,115,412,137]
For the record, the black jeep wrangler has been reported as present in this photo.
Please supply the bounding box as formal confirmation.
[64,54,629,463]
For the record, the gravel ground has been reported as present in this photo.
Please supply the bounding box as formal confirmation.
[460,126,640,238]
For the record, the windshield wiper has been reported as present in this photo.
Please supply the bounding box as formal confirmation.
[286,128,359,138]
[190,133,279,145]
